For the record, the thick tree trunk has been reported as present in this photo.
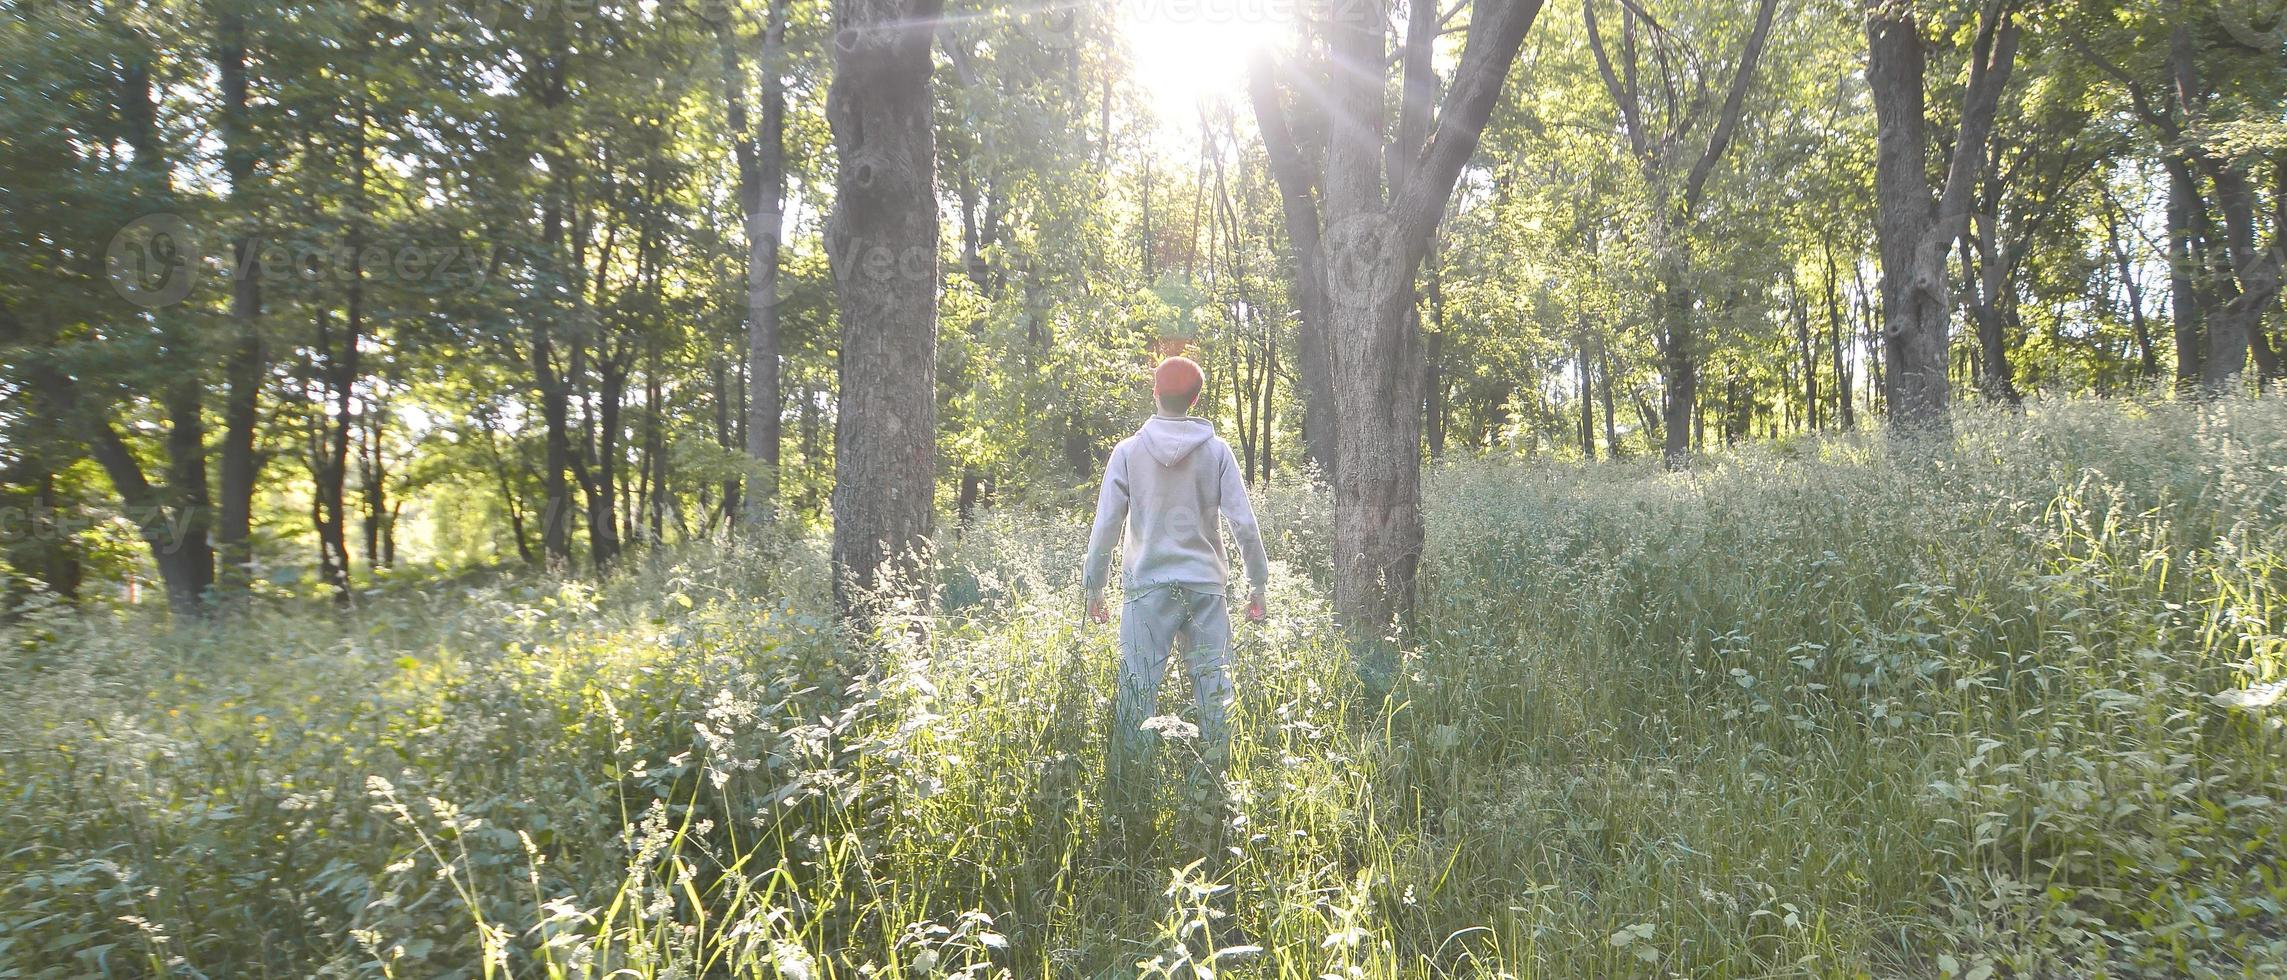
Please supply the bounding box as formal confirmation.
[826,0,942,627]
[1867,11,1940,429]
[107,52,217,614]
[1323,234,1427,651]
[2198,169,2282,391]
[1243,0,1539,697]
[1312,0,1541,687]
[1867,0,2017,433]
[157,369,216,611]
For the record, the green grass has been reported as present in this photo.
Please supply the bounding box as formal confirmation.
[5,397,2286,977]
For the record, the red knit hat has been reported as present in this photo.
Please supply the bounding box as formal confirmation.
[1153,356,1203,411]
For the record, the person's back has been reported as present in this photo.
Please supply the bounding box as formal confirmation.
[1082,356,1267,832]
[1082,414,1268,600]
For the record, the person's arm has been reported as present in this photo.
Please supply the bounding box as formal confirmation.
[1219,442,1270,619]
[1081,444,1129,621]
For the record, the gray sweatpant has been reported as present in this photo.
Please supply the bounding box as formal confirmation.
[1107,586,1234,814]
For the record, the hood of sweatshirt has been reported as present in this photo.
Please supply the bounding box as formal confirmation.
[1137,415,1216,467]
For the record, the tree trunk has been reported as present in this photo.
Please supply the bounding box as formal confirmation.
[2197,167,2281,391]
[2102,196,2160,379]
[1424,254,1448,460]
[1576,333,1596,459]
[586,352,625,568]
[214,4,264,601]
[1584,0,1777,467]
[1425,331,1447,460]
[715,0,788,520]
[1632,391,1661,446]
[363,394,388,570]
[110,51,216,614]
[1599,341,1621,456]
[1658,267,1696,464]
[1304,0,1541,687]
[1960,226,2020,404]
[1867,0,2018,433]
[313,234,362,597]
[2168,166,2205,389]
[1247,57,1338,481]
[710,356,740,530]
[826,0,942,627]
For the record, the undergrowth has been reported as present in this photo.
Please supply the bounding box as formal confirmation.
[3,397,2284,977]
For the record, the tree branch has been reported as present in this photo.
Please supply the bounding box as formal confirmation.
[1393,0,1547,248]
[1932,2,2020,240]
[1584,0,1651,167]
[1680,0,1778,211]
[1248,52,1325,250]
[1393,0,1441,184]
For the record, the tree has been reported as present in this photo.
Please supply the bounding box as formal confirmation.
[1583,0,1779,467]
[1252,0,1544,685]
[826,0,943,626]
[713,0,791,519]
[1246,58,1337,480]
[2074,2,2284,393]
[211,0,266,602]
[1865,0,2020,432]
[5,13,221,615]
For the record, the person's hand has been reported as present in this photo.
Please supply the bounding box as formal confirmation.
[1245,590,1267,623]
[1087,592,1109,624]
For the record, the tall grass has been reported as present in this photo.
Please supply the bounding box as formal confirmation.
[4,398,2283,977]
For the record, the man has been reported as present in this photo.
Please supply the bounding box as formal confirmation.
[1083,356,1269,820]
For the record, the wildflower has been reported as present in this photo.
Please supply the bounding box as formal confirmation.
[1141,715,1199,740]
[2211,680,2286,710]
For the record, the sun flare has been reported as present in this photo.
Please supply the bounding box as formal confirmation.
[1119,0,1297,126]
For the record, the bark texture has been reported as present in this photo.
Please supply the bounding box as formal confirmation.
[1253,0,1540,688]
[1866,0,2019,433]
[826,0,942,626]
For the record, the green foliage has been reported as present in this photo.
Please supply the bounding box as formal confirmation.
[6,401,2285,976]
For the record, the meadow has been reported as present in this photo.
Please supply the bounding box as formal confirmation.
[4,398,2284,978]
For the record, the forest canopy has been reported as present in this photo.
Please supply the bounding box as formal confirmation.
[1,0,2281,611]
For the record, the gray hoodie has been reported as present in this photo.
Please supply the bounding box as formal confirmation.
[1083,414,1270,599]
